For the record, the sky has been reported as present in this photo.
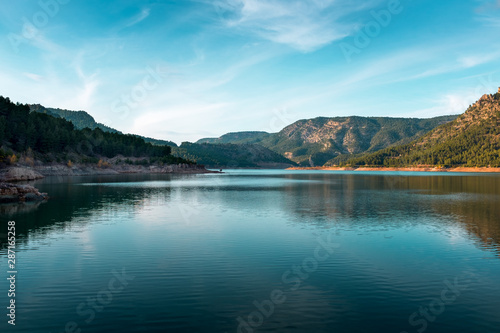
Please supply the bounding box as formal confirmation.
[1,0,500,144]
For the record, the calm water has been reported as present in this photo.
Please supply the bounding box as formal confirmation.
[1,170,500,333]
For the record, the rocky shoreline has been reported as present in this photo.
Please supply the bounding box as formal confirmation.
[0,183,48,203]
[33,163,215,177]
[0,163,215,181]
[0,163,216,203]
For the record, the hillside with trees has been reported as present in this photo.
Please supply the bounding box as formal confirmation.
[172,142,296,168]
[341,89,500,168]
[30,104,178,147]
[197,116,458,166]
[197,131,271,144]
[30,104,119,133]
[1,96,186,166]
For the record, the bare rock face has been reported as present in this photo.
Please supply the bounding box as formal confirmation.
[0,183,48,203]
[0,167,44,182]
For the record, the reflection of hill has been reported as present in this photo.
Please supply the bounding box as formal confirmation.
[0,201,46,216]
[389,175,500,256]
[1,172,498,259]
[0,174,176,250]
[280,173,500,256]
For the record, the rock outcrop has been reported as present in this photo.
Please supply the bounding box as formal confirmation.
[0,183,48,203]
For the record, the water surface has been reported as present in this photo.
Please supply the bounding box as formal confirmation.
[1,170,499,333]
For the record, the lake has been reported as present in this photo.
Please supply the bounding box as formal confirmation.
[1,170,499,333]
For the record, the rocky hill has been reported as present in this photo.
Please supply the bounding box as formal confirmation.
[343,88,500,167]
[198,116,457,166]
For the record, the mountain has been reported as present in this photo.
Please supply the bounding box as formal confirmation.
[172,142,296,168]
[197,131,271,144]
[198,116,458,166]
[30,104,178,147]
[343,88,500,167]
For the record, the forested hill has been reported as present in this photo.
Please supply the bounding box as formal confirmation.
[30,104,178,147]
[30,104,118,133]
[172,142,296,168]
[342,89,500,167]
[197,131,271,144]
[1,96,183,164]
[197,115,458,166]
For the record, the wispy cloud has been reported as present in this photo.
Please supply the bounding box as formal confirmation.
[125,8,151,28]
[23,72,44,82]
[111,7,152,33]
[475,0,500,26]
[211,0,379,52]
[407,93,481,118]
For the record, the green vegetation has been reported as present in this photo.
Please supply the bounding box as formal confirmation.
[9,89,499,169]
[1,96,187,165]
[198,116,458,166]
[134,135,178,147]
[197,131,271,144]
[30,104,178,147]
[30,104,119,133]
[342,91,500,168]
[172,142,296,168]
[262,116,458,166]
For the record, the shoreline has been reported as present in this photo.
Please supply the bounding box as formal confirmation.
[286,166,500,173]
[0,164,217,203]
[0,164,218,183]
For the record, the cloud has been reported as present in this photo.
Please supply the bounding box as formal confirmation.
[211,0,378,52]
[407,93,479,118]
[23,72,44,82]
[125,8,151,28]
[458,52,500,68]
[475,0,500,26]
[129,102,230,143]
[111,7,151,33]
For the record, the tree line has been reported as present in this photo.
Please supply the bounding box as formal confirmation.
[0,96,188,165]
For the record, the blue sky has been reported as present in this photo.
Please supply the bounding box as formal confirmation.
[1,0,500,143]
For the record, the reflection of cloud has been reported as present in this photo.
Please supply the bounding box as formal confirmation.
[79,229,96,255]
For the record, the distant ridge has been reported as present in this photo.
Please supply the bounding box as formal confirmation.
[172,142,296,168]
[30,104,118,133]
[197,131,271,144]
[30,104,178,147]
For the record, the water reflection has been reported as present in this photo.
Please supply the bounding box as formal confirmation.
[1,171,500,333]
[1,172,499,258]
